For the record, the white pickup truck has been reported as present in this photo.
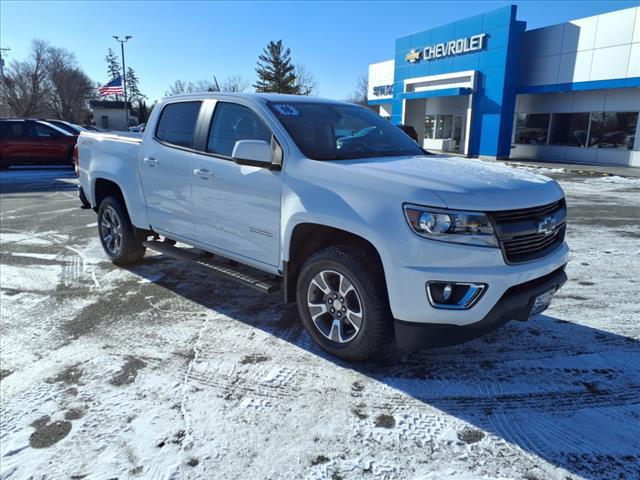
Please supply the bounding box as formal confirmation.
[78,93,568,361]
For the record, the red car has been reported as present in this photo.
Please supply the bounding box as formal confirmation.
[0,118,78,169]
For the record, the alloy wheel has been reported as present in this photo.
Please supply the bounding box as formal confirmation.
[100,206,123,256]
[306,269,364,343]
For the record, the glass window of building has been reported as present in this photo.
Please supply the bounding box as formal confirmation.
[549,113,589,147]
[589,112,638,150]
[424,116,435,139]
[435,115,453,139]
[514,113,550,145]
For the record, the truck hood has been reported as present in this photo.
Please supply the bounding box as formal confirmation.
[337,155,564,211]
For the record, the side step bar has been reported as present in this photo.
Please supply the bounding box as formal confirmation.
[142,240,281,294]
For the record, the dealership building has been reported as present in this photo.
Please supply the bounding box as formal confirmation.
[368,5,640,167]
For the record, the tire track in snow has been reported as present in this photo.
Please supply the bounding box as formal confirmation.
[1,227,100,289]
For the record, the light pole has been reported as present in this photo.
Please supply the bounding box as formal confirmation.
[0,47,9,101]
[113,35,132,129]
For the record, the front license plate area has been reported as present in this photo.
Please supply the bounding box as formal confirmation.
[529,288,556,319]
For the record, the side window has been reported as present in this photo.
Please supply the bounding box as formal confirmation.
[1,122,27,138]
[31,123,58,137]
[206,102,272,157]
[155,101,202,148]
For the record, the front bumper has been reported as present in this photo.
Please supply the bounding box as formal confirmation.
[394,265,567,351]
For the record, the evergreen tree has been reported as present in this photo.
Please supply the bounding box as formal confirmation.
[104,48,121,101]
[136,100,149,123]
[253,40,299,94]
[126,67,145,103]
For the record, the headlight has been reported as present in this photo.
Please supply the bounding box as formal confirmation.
[403,204,498,248]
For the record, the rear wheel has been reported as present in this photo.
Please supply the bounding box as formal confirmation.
[97,196,145,265]
[296,245,393,362]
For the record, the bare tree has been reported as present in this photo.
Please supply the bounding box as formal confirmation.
[165,75,250,96]
[3,39,50,117]
[47,45,95,122]
[165,79,217,96]
[220,74,249,92]
[293,64,317,96]
[345,75,369,107]
[2,39,94,121]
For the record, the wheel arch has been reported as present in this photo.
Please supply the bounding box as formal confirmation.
[284,222,386,303]
[93,177,126,212]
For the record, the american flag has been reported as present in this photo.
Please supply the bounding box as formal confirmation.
[98,77,124,96]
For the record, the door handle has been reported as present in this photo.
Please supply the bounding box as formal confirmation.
[193,168,214,179]
[143,157,158,167]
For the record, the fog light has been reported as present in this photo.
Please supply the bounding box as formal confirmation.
[442,283,452,301]
[426,281,486,310]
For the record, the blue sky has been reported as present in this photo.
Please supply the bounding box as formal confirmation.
[1,1,638,102]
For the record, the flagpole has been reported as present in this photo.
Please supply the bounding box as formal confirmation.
[113,35,132,130]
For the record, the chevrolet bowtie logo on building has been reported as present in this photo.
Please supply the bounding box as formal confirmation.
[405,50,421,63]
[405,33,487,63]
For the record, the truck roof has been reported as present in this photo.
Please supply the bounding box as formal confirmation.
[160,92,348,105]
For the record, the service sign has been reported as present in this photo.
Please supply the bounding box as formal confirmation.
[372,84,393,97]
[405,33,487,63]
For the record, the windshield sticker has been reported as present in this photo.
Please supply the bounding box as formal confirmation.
[273,104,300,116]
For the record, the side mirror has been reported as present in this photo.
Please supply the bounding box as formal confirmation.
[232,140,273,168]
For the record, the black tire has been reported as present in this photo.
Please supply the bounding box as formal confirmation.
[97,196,146,265]
[78,186,91,208]
[296,245,393,362]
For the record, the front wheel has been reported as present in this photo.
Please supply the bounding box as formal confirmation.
[97,196,145,265]
[296,245,393,362]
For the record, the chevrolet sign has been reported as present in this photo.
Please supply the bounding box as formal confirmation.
[405,33,487,63]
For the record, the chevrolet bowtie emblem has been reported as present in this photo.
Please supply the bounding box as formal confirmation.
[405,50,421,63]
[537,216,557,236]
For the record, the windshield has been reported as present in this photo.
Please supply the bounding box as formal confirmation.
[48,121,86,134]
[267,101,425,160]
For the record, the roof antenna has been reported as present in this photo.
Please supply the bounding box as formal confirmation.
[213,76,220,92]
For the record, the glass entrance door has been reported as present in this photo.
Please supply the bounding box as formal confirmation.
[424,114,463,152]
[452,115,464,152]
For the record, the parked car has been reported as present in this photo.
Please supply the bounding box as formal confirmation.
[78,93,568,361]
[44,119,87,136]
[129,123,146,133]
[83,125,110,132]
[0,118,78,168]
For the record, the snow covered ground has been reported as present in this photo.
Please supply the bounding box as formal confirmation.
[1,167,639,480]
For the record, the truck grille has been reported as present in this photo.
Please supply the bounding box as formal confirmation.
[488,199,566,264]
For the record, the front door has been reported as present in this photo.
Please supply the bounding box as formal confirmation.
[191,101,281,268]
[27,122,69,163]
[0,121,32,163]
[139,100,202,238]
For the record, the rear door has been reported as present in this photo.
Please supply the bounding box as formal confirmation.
[191,100,282,268]
[139,100,203,238]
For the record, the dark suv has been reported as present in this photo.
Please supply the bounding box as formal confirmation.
[0,118,78,169]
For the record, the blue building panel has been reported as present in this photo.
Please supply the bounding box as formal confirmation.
[389,4,522,158]
[371,4,636,161]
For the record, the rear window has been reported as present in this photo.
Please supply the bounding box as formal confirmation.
[155,101,202,148]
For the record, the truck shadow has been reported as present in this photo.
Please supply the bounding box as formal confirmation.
[127,257,640,480]
[0,167,76,194]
